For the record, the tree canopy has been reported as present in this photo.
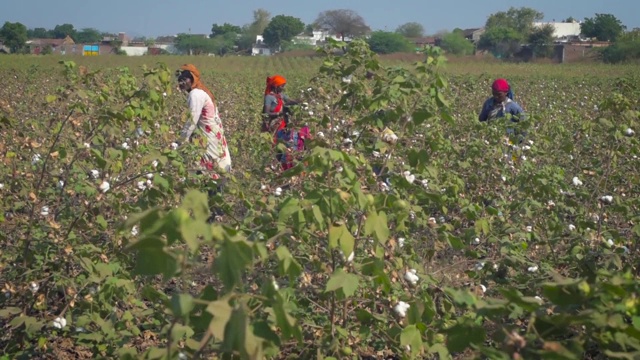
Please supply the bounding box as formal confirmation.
[314,9,370,41]
[211,23,242,38]
[581,13,626,42]
[395,22,425,38]
[478,7,545,58]
[439,31,475,55]
[366,31,413,54]
[0,22,28,53]
[263,15,305,48]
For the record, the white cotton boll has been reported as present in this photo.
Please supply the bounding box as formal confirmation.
[0,183,4,190]
[274,187,282,196]
[479,284,487,293]
[121,142,130,150]
[90,169,100,179]
[501,175,507,182]
[398,237,405,248]
[163,92,167,97]
[607,239,614,247]
[620,246,630,254]
[342,138,352,146]
[522,145,531,151]
[83,142,91,149]
[52,317,67,329]
[170,142,179,150]
[568,224,576,231]
[393,301,410,318]
[528,140,534,145]
[346,252,354,263]
[421,179,429,189]
[317,131,325,138]
[372,151,381,158]
[99,181,110,193]
[474,262,485,271]
[336,166,344,173]
[308,111,314,116]
[624,128,635,136]
[547,200,555,207]
[32,154,41,164]
[131,225,139,236]
[29,282,39,293]
[145,173,154,180]
[526,226,533,233]
[572,177,583,186]
[146,179,152,187]
[137,181,146,191]
[404,173,415,183]
[260,184,267,190]
[473,237,480,245]
[40,206,50,216]
[57,180,64,189]
[527,265,539,273]
[404,269,419,285]
[521,155,527,161]
[534,296,543,304]
[380,182,390,192]
[438,216,446,224]
[600,195,613,204]
[272,280,279,291]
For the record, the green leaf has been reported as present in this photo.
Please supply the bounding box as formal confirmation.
[206,296,233,341]
[96,215,107,230]
[325,268,359,297]
[446,320,486,353]
[364,211,390,244]
[171,294,194,318]
[401,325,423,359]
[328,223,355,258]
[214,238,253,290]
[276,246,302,280]
[45,95,57,103]
[0,307,22,318]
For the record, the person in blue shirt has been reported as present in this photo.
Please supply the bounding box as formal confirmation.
[479,78,524,123]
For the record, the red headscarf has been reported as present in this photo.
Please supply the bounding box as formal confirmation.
[179,64,215,101]
[492,78,510,92]
[265,75,287,95]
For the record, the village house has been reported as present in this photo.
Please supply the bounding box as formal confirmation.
[533,21,584,42]
[462,28,485,43]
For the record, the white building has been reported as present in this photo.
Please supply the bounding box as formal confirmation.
[251,35,272,56]
[533,22,583,41]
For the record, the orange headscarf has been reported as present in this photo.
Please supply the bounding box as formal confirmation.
[179,64,215,102]
[265,75,287,95]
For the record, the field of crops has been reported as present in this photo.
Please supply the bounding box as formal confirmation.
[1,41,639,360]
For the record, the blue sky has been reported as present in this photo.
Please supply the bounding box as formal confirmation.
[1,0,637,38]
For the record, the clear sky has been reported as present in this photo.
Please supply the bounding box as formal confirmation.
[1,0,637,38]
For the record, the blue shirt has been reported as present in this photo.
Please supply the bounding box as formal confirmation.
[479,98,525,122]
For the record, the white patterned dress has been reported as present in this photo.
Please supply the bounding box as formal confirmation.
[181,88,232,178]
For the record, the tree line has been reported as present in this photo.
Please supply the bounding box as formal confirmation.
[1,7,636,61]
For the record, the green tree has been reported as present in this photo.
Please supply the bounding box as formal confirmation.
[314,9,371,41]
[27,27,52,39]
[263,15,305,48]
[581,13,626,42]
[601,28,640,63]
[528,24,555,58]
[0,21,28,53]
[477,26,522,58]
[210,23,242,38]
[304,24,314,36]
[210,32,239,55]
[52,23,77,39]
[236,8,272,51]
[75,28,102,43]
[485,7,543,36]
[174,34,216,55]
[439,31,475,55]
[479,7,543,58]
[366,31,413,54]
[395,22,425,38]
[563,17,577,23]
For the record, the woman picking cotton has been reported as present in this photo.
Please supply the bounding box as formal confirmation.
[176,64,231,220]
[479,78,527,142]
[262,75,309,170]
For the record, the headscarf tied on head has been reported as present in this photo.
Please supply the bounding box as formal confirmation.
[492,78,510,93]
[265,75,287,95]
[179,64,215,102]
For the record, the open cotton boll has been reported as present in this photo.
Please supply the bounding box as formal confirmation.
[568,224,576,231]
[404,269,419,285]
[600,195,613,204]
[131,225,139,237]
[170,142,179,150]
[99,181,110,193]
[393,301,410,317]
[52,317,67,329]
[90,170,100,179]
[274,187,282,196]
[624,128,635,136]
[572,177,583,186]
[29,282,39,293]
[121,142,130,150]
[398,237,405,248]
[527,265,539,273]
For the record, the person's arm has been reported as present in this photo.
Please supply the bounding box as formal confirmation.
[180,91,204,142]
[282,93,300,106]
[508,102,525,122]
[478,99,491,122]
